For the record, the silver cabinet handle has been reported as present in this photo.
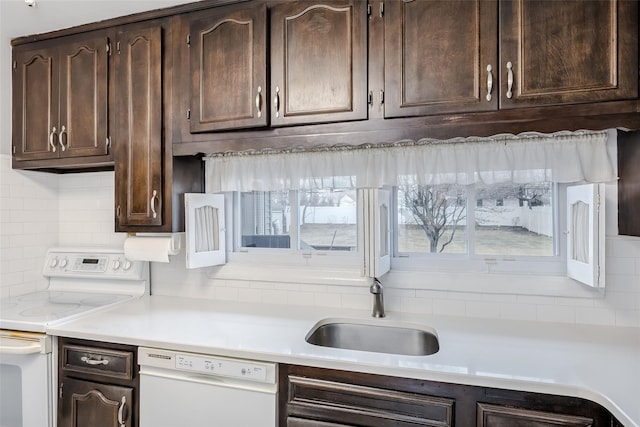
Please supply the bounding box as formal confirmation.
[80,356,109,366]
[150,190,158,219]
[49,126,57,153]
[486,64,493,101]
[274,86,280,118]
[256,86,262,118]
[59,125,67,151]
[506,61,514,99]
[117,396,126,427]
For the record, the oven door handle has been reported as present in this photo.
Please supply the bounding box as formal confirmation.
[0,340,44,354]
[0,334,50,355]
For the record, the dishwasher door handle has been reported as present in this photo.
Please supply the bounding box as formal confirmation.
[139,367,277,394]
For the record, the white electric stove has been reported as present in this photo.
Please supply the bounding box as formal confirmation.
[0,247,148,427]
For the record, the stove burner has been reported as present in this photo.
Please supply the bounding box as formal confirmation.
[15,293,51,302]
[79,294,122,306]
[20,303,81,318]
[0,300,18,310]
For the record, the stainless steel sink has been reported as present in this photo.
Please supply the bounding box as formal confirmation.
[305,318,439,356]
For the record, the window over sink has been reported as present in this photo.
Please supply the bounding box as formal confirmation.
[201,130,614,290]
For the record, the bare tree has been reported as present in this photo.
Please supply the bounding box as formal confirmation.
[402,185,466,253]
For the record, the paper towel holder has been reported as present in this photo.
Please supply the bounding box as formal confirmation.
[130,233,182,255]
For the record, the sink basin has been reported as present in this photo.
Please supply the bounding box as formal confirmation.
[305,318,439,356]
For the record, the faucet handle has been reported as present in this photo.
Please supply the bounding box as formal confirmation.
[370,277,383,294]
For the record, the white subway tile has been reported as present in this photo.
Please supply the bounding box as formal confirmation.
[537,305,576,323]
[606,257,637,276]
[340,293,369,310]
[401,296,433,315]
[615,310,640,327]
[262,289,289,305]
[287,290,315,306]
[314,292,341,308]
[237,288,263,303]
[500,303,537,321]
[214,286,239,301]
[465,301,501,319]
[433,299,466,317]
[574,306,616,326]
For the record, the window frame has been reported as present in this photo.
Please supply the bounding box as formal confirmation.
[227,189,364,268]
[390,183,568,276]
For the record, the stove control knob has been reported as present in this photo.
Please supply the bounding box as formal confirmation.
[112,259,121,270]
[60,258,68,268]
[50,257,58,268]
[123,260,132,271]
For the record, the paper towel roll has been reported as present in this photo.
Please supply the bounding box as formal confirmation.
[124,236,180,263]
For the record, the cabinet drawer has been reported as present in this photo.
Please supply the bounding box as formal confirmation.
[287,375,454,427]
[61,344,134,380]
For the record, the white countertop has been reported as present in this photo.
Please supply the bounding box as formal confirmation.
[49,295,640,426]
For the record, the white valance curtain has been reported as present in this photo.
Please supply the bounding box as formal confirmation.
[204,130,615,192]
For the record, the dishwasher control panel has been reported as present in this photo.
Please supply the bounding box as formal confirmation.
[176,353,268,381]
[138,347,276,384]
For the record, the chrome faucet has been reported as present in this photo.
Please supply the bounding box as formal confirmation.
[370,278,385,318]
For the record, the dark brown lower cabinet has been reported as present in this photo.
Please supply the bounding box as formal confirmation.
[58,338,138,427]
[59,378,133,427]
[477,403,593,427]
[279,365,621,427]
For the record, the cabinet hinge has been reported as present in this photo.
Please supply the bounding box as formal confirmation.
[187,34,191,47]
[187,109,191,119]
[379,2,384,17]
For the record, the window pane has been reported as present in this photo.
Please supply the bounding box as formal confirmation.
[240,191,291,248]
[398,184,467,254]
[475,182,554,256]
[299,189,357,251]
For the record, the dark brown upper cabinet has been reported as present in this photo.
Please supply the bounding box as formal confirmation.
[12,33,110,167]
[189,3,267,132]
[384,0,499,118]
[617,130,640,237]
[176,0,368,137]
[113,24,163,229]
[383,0,637,119]
[499,0,638,108]
[269,0,369,127]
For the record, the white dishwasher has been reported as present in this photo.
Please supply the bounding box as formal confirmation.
[138,347,277,427]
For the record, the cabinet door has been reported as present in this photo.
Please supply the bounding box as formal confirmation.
[384,0,498,118]
[189,4,267,132]
[499,0,638,108]
[114,26,163,228]
[617,130,640,237]
[59,378,133,427]
[477,403,593,427]
[58,35,110,158]
[270,0,368,127]
[12,44,60,161]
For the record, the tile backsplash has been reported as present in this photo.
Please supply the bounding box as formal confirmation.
[0,154,58,297]
[1,153,639,327]
[0,155,124,298]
